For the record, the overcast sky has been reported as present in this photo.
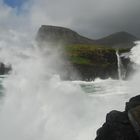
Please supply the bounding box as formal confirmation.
[1,0,140,39]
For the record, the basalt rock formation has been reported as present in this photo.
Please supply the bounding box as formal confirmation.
[37,25,137,80]
[95,95,140,140]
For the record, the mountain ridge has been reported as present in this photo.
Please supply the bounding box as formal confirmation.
[37,25,138,49]
[96,31,138,48]
[37,25,96,45]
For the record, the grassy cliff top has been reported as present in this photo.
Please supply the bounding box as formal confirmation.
[64,44,130,65]
[37,25,133,65]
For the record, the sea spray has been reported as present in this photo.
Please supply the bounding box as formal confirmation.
[0,38,90,140]
[130,41,140,65]
[128,41,140,92]
[0,32,102,140]
[0,30,139,140]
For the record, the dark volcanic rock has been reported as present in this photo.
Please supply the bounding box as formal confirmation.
[72,50,118,80]
[95,95,140,140]
[96,111,138,140]
[128,105,140,138]
[73,64,117,81]
[0,63,11,75]
[126,95,140,138]
[126,95,140,112]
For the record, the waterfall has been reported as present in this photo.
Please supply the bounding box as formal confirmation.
[116,50,123,80]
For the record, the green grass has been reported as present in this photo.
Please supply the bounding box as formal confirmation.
[64,44,130,52]
[63,44,130,65]
[69,56,91,65]
[65,44,107,52]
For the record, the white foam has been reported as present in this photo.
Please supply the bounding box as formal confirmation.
[0,31,139,140]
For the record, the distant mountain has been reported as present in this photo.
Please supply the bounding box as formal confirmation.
[37,25,138,49]
[37,25,96,45]
[96,31,138,49]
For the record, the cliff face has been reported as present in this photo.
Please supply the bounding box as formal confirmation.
[36,25,135,80]
[65,45,119,80]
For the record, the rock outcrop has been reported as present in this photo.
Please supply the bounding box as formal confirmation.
[95,95,140,140]
[0,63,11,75]
[70,49,118,80]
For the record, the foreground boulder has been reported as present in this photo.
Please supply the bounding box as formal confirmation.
[95,95,140,140]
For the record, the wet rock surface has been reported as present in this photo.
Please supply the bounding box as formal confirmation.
[95,95,140,140]
[128,105,140,138]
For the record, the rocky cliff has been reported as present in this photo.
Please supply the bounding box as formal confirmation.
[95,95,140,140]
[37,25,136,80]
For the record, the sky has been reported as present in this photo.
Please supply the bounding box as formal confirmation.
[4,0,26,8]
[1,0,140,39]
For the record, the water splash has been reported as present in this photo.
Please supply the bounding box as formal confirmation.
[0,30,139,140]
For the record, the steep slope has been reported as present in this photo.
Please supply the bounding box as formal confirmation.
[96,31,138,48]
[37,25,96,45]
[37,26,138,49]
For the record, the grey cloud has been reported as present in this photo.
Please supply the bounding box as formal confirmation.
[1,0,140,39]
[28,0,140,39]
